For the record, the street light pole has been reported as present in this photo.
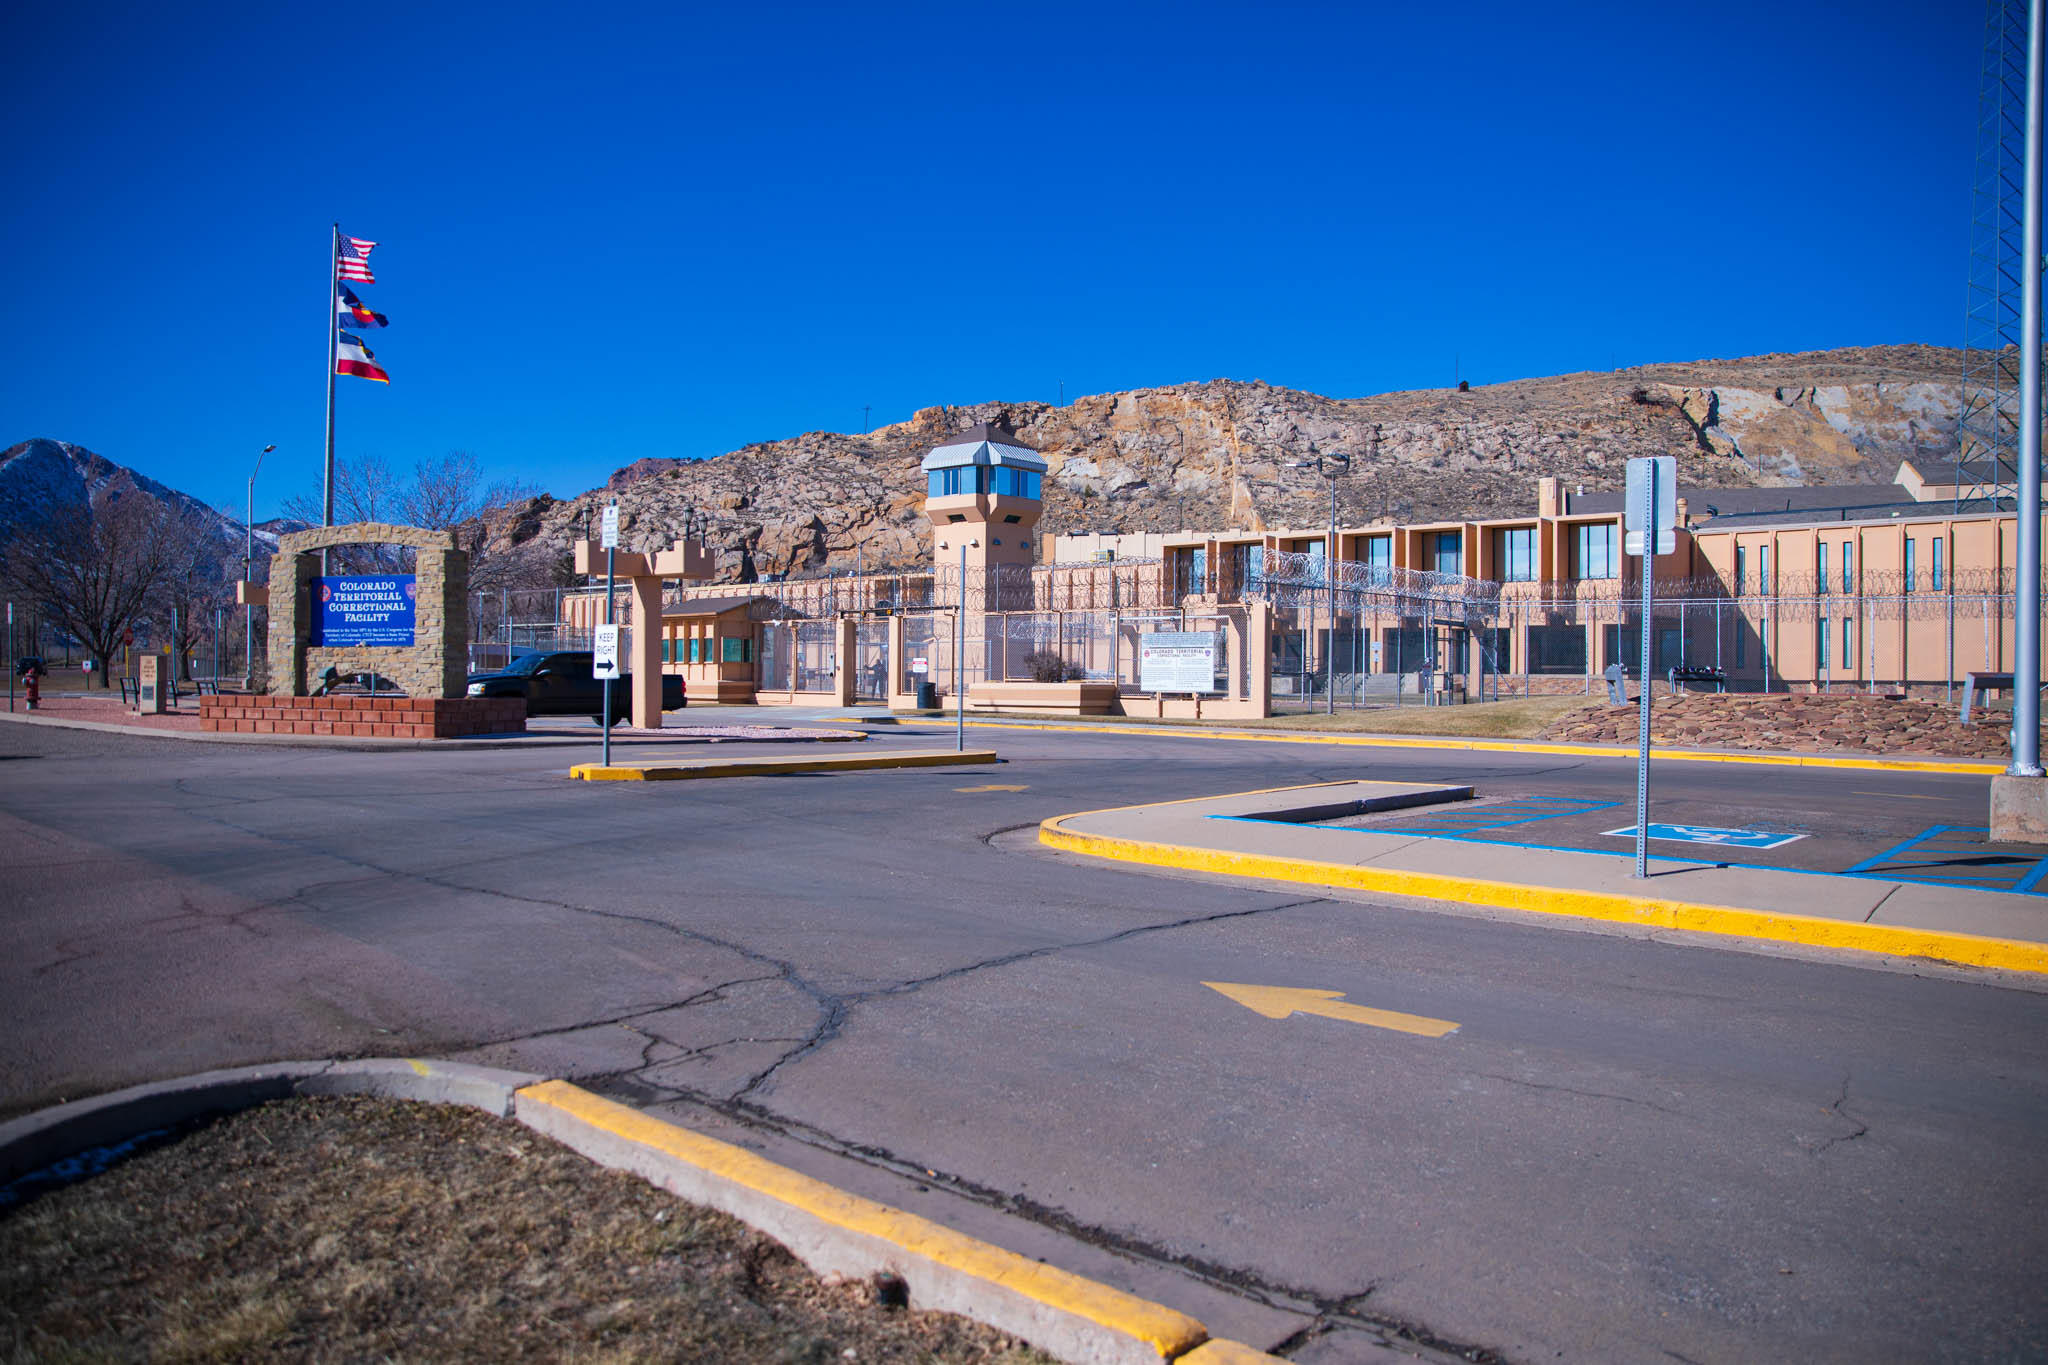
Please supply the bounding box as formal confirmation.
[245,444,275,692]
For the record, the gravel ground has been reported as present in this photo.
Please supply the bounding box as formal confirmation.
[0,1097,1060,1364]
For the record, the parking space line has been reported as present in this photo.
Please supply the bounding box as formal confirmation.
[1841,824,2048,897]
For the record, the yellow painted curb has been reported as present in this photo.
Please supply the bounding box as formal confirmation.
[958,718,2001,776]
[570,749,1000,781]
[515,1080,1209,1361]
[1039,816,2048,976]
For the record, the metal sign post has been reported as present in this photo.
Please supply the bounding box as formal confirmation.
[1624,456,1675,880]
[601,501,619,767]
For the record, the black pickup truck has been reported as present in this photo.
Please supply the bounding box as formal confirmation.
[465,650,685,723]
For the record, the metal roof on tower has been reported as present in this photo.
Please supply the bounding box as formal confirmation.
[920,420,1049,473]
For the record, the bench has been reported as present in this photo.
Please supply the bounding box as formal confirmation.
[1667,665,1728,694]
[119,677,139,705]
[1961,671,2048,724]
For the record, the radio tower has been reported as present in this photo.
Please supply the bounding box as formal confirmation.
[1960,0,2035,506]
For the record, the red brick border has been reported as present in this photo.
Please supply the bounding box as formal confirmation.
[198,696,526,739]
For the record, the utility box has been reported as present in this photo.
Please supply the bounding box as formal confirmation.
[137,653,169,713]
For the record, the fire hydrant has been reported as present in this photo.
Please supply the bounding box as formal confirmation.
[22,667,41,710]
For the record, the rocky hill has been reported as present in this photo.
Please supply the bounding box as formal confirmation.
[494,344,1963,581]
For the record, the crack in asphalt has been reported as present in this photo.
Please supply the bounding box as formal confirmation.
[1476,1071,1693,1119]
[1810,1071,1870,1157]
[575,1079,1505,1365]
[96,796,1505,1362]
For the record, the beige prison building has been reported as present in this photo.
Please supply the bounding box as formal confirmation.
[560,439,2033,714]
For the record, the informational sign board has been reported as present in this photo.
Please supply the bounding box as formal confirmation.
[312,576,416,648]
[910,657,929,675]
[1602,823,1805,850]
[1624,456,1676,536]
[1138,631,1220,694]
[593,624,622,680]
[137,653,166,713]
[601,505,619,549]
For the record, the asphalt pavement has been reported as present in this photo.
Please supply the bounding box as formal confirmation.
[2,715,2043,1364]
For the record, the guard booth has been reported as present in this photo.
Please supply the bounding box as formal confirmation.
[659,595,763,705]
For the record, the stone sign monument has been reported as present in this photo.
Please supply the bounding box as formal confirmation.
[200,521,523,738]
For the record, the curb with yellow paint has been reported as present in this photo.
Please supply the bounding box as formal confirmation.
[570,748,999,781]
[516,1080,1230,1364]
[1040,810,2048,976]
[0,1061,1286,1364]
[882,715,2001,776]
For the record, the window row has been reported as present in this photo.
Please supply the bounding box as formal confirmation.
[663,636,752,663]
[926,466,1042,499]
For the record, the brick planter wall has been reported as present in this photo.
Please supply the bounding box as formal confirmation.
[199,696,525,739]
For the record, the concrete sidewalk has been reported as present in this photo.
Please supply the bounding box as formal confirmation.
[1042,780,2048,976]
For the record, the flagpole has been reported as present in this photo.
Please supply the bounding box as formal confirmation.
[323,222,339,573]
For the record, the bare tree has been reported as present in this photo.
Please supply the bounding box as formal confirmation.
[4,497,178,688]
[151,505,237,680]
[280,455,408,572]
[284,451,548,589]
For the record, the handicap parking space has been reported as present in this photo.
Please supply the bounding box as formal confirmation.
[1844,825,2048,898]
[1338,784,2048,898]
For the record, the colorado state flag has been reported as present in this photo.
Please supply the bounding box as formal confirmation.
[337,284,387,329]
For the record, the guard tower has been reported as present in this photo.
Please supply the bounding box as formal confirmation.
[921,420,1048,575]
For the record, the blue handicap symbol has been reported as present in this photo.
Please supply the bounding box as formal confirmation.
[1603,823,1805,850]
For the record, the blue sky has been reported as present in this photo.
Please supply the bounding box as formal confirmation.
[3,1,1975,521]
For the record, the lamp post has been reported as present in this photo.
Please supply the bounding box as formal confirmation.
[1289,452,1350,714]
[244,444,276,691]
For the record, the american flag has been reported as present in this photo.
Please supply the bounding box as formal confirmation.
[337,234,377,283]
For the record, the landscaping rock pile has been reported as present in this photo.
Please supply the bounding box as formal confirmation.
[1539,691,2013,760]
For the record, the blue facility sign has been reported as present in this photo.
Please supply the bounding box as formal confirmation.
[313,575,416,647]
[1603,823,1805,850]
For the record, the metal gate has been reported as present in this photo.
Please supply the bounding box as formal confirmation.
[854,620,890,702]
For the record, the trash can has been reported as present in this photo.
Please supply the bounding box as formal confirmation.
[914,680,939,710]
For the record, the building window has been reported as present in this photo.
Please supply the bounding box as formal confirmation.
[1432,531,1463,577]
[722,636,752,663]
[1232,543,1265,592]
[991,465,1041,499]
[1495,527,1537,582]
[1736,621,1746,669]
[1932,538,1944,590]
[1527,625,1587,674]
[1819,617,1830,668]
[1817,543,1829,595]
[1175,548,1208,597]
[1904,537,1917,590]
[1362,535,1392,584]
[1735,546,1746,596]
[1760,545,1772,593]
[1842,542,1854,594]
[1574,524,1617,580]
[926,467,965,498]
[1843,616,1854,669]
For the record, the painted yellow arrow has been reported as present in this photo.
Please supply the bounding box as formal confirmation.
[955,784,1029,793]
[1203,982,1459,1038]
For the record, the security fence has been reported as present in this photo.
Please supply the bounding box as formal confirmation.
[1250,549,1506,711]
[511,559,2044,710]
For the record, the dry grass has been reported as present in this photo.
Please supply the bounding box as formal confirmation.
[0,1098,1060,1364]
[1237,695,1603,738]
[973,694,1603,741]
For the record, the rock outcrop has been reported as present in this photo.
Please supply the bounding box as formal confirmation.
[490,344,1967,581]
